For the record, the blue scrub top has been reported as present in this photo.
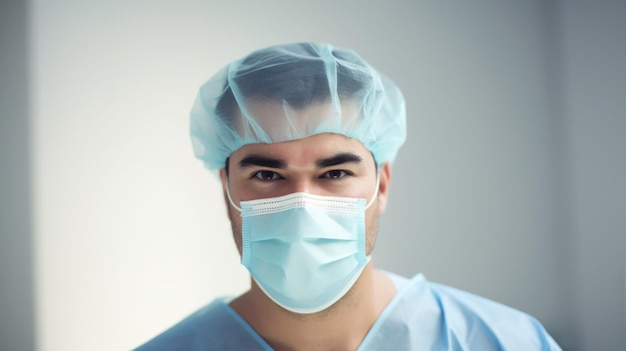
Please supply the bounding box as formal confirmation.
[135,273,561,350]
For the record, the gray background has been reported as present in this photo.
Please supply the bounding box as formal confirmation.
[1,1,624,350]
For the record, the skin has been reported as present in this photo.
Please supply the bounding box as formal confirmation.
[219,132,396,351]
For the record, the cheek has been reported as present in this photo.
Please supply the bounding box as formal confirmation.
[227,204,244,256]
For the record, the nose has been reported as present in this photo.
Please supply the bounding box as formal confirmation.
[285,177,316,195]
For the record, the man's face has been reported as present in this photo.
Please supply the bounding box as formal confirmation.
[219,132,391,256]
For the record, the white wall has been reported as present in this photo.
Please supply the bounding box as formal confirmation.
[4,1,619,350]
[557,1,626,349]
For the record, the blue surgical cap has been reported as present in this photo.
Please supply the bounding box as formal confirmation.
[190,42,406,171]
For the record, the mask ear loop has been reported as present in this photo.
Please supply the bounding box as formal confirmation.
[225,178,242,212]
[364,172,381,210]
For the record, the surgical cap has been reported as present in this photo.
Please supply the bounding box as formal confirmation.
[190,42,406,171]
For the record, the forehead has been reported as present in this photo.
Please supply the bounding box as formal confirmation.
[229,133,374,166]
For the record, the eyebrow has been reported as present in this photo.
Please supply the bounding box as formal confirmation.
[316,152,363,168]
[237,152,363,170]
[238,154,286,169]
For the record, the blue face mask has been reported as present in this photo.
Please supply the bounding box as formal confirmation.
[227,182,378,314]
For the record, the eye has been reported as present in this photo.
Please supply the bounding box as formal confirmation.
[253,170,282,181]
[321,170,350,180]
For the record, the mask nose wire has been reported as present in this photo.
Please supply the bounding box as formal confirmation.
[225,178,242,212]
[226,173,380,213]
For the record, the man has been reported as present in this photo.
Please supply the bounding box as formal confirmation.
[136,42,561,350]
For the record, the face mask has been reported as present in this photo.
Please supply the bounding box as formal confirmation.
[227,180,378,314]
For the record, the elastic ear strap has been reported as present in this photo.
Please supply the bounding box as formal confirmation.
[225,178,242,212]
[364,174,381,210]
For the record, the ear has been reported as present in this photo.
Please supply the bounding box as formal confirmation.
[377,162,392,214]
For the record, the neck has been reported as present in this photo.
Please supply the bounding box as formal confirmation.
[230,263,396,351]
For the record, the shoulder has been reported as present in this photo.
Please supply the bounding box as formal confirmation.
[393,273,562,350]
[133,297,267,351]
[428,280,534,322]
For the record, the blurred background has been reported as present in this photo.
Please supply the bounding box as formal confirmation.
[1,1,624,350]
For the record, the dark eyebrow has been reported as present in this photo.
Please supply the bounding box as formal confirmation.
[238,154,286,169]
[316,152,363,168]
